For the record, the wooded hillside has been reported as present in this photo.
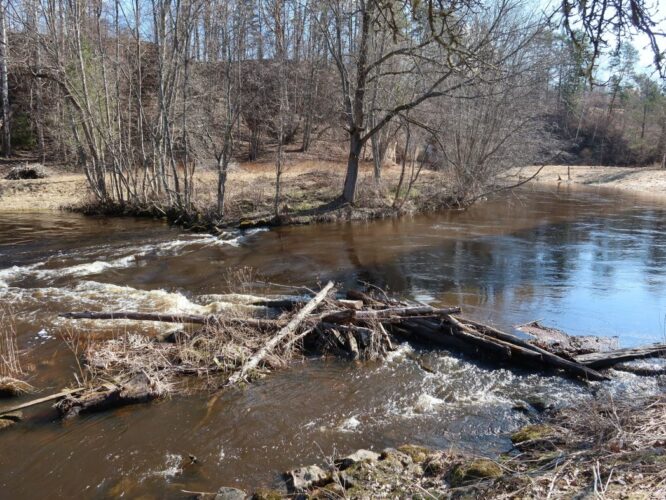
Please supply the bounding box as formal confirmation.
[0,0,664,219]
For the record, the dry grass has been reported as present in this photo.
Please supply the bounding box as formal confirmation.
[0,307,34,396]
[493,393,666,499]
[294,395,666,499]
[188,158,450,223]
[72,283,398,395]
[0,308,22,378]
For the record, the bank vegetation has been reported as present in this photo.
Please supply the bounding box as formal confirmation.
[0,0,662,225]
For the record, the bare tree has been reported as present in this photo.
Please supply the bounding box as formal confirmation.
[0,0,10,157]
[318,0,538,204]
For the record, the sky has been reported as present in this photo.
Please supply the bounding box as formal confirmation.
[538,0,665,77]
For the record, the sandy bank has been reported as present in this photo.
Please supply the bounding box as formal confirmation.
[506,165,666,200]
[0,170,86,211]
[4,162,666,213]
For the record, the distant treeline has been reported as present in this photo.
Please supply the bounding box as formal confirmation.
[0,0,663,215]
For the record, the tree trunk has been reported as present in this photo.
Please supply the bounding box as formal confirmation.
[0,0,10,158]
[342,132,363,204]
[216,155,228,216]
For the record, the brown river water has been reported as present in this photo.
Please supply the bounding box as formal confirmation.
[1,185,665,498]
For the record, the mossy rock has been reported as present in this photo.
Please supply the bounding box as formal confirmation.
[252,488,284,500]
[525,396,549,412]
[450,459,503,486]
[397,444,430,463]
[511,424,555,444]
[377,450,409,473]
[423,455,449,476]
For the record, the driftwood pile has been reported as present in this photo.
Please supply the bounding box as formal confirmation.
[2,282,665,420]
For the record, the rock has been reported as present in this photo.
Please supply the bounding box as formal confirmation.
[397,444,430,463]
[251,488,283,500]
[450,459,503,486]
[215,486,247,500]
[511,424,555,444]
[285,465,330,492]
[334,449,380,470]
[525,396,549,413]
[5,165,47,180]
[512,402,531,414]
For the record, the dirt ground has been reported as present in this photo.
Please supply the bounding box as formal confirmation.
[0,155,424,215]
[3,160,666,212]
[506,165,666,200]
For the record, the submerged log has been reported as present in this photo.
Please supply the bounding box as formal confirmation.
[612,363,666,376]
[55,374,160,418]
[227,281,335,384]
[574,344,666,369]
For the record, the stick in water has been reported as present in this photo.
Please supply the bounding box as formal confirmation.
[227,281,335,385]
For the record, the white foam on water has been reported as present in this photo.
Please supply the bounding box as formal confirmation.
[0,255,138,286]
[73,281,204,313]
[43,255,138,278]
[338,415,361,432]
[148,453,183,480]
[413,393,446,414]
[384,342,414,363]
[0,262,44,287]
[0,230,267,287]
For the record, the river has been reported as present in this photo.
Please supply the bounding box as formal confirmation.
[0,184,665,497]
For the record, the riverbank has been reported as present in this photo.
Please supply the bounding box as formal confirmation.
[506,165,666,200]
[0,164,86,211]
[4,161,666,218]
[221,395,665,499]
[0,159,456,225]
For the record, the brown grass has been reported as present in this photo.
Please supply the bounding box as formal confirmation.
[493,393,666,499]
[0,307,35,396]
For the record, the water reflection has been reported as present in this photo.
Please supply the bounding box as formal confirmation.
[0,184,665,497]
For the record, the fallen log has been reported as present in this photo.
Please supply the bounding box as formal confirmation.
[0,387,84,416]
[227,281,335,384]
[55,374,160,418]
[397,316,608,382]
[321,306,462,324]
[451,317,609,381]
[410,317,554,364]
[574,344,666,369]
[345,290,385,307]
[515,320,619,356]
[60,311,278,329]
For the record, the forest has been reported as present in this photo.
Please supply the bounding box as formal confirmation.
[0,0,663,224]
